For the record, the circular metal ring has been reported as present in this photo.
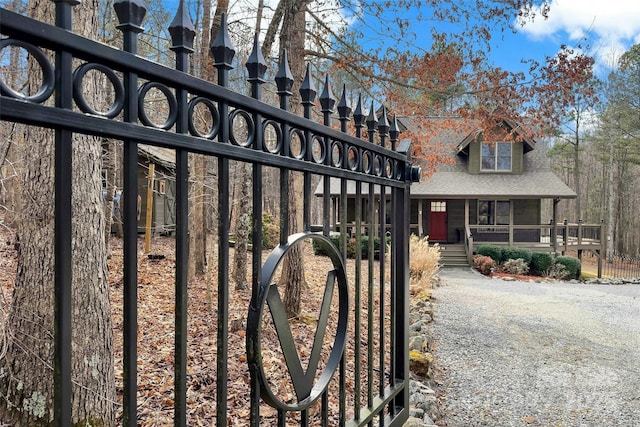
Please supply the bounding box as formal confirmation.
[73,63,124,118]
[289,128,306,160]
[374,155,383,177]
[311,135,326,163]
[138,82,178,130]
[347,146,360,171]
[385,158,394,178]
[229,109,255,147]
[331,141,343,168]
[362,150,373,174]
[246,232,349,412]
[0,39,54,103]
[263,120,282,154]
[187,96,220,139]
[395,160,403,180]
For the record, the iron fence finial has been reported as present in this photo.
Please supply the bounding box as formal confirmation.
[246,33,267,83]
[114,0,147,33]
[353,94,365,136]
[378,106,389,137]
[169,0,195,53]
[211,13,236,71]
[337,84,351,122]
[300,64,317,106]
[275,49,294,96]
[319,74,335,114]
[366,101,378,134]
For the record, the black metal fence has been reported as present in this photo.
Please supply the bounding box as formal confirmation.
[583,251,640,279]
[0,1,418,426]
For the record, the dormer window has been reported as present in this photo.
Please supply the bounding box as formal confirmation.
[481,142,511,171]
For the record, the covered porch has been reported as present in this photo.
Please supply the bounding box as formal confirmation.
[411,197,604,275]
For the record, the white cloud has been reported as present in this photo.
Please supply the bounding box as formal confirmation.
[521,1,640,41]
[519,1,640,72]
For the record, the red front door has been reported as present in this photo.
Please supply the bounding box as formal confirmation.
[429,200,448,241]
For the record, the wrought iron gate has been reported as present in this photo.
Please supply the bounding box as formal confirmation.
[0,2,419,425]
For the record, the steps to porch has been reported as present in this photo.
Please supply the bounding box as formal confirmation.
[437,243,470,268]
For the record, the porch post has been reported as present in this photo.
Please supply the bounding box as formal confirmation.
[418,200,424,237]
[508,200,514,246]
[464,199,469,231]
[552,198,559,254]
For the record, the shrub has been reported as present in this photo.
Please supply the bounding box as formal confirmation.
[312,233,390,259]
[476,245,503,263]
[473,255,496,275]
[502,247,533,265]
[548,263,570,280]
[530,252,553,276]
[502,258,530,275]
[261,212,280,249]
[409,235,441,294]
[554,256,581,279]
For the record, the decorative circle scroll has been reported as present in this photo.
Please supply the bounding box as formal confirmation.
[395,160,403,180]
[374,155,383,177]
[187,97,220,139]
[0,39,54,103]
[263,120,282,154]
[347,146,359,171]
[138,82,178,130]
[311,136,325,164]
[246,232,349,412]
[73,63,124,118]
[362,150,372,174]
[331,141,343,168]
[385,158,394,178]
[229,109,254,147]
[289,129,306,160]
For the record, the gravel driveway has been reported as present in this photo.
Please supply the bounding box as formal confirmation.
[431,269,640,427]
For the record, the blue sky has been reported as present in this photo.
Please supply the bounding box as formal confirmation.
[507,1,640,77]
[341,0,640,79]
[160,0,640,79]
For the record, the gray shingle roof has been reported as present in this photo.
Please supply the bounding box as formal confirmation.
[412,142,576,199]
[315,121,576,200]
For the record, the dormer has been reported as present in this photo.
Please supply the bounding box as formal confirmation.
[455,121,535,175]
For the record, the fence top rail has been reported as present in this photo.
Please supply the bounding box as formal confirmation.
[1,98,409,187]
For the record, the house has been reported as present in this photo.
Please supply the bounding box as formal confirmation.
[315,116,604,267]
[410,117,580,265]
[136,144,177,234]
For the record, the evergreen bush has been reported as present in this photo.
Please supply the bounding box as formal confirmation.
[554,255,581,279]
[502,247,533,264]
[476,245,503,263]
[261,212,280,249]
[530,252,553,276]
[312,233,390,259]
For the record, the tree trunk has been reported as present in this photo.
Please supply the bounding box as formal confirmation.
[278,0,310,318]
[232,162,251,290]
[0,2,115,425]
[607,131,616,263]
[573,122,581,222]
[102,138,117,253]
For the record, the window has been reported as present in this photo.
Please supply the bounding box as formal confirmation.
[430,201,446,212]
[481,142,511,171]
[478,200,510,225]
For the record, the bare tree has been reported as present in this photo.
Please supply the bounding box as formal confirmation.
[0,1,115,425]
